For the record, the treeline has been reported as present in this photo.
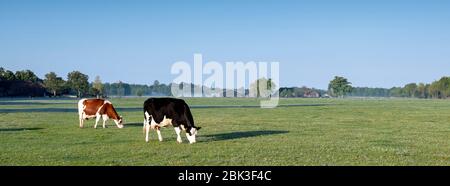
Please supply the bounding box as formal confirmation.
[103,81,171,97]
[2,67,450,99]
[326,76,450,99]
[389,77,450,99]
[0,68,46,97]
[0,67,172,97]
[347,77,450,98]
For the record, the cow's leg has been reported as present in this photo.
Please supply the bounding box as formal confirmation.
[143,119,147,134]
[174,127,182,143]
[102,115,108,128]
[79,117,84,128]
[156,128,163,142]
[79,111,85,128]
[94,114,101,129]
[145,122,151,142]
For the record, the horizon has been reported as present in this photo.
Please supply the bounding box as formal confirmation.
[1,0,449,89]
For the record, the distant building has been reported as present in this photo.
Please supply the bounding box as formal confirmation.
[304,90,320,98]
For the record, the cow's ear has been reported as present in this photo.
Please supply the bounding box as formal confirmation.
[196,127,202,131]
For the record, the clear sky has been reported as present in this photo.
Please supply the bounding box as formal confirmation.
[1,0,449,89]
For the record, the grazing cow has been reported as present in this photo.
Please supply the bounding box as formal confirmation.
[143,98,201,144]
[78,98,123,129]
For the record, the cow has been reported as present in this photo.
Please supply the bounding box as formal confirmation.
[143,98,201,144]
[78,98,124,129]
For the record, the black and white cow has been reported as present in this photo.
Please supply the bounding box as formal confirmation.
[143,98,201,144]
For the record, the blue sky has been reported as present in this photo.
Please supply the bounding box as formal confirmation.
[1,0,449,89]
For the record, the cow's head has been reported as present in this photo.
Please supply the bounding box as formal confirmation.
[115,116,124,128]
[186,126,201,144]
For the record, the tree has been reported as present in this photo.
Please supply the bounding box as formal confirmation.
[44,72,65,97]
[249,78,277,98]
[67,71,89,98]
[403,83,418,98]
[416,83,428,98]
[428,77,450,99]
[117,81,125,97]
[92,76,104,98]
[15,70,40,83]
[136,89,144,97]
[328,76,353,98]
[0,67,16,81]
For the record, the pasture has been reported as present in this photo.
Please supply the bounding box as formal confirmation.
[0,97,450,166]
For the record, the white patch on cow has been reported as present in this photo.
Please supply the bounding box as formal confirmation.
[186,133,196,144]
[114,119,123,128]
[174,127,182,143]
[96,104,105,115]
[185,128,198,144]
[145,111,151,122]
[190,128,198,136]
[159,116,173,128]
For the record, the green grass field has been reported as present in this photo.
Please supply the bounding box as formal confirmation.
[1,97,450,166]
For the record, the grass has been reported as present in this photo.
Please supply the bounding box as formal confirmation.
[0,97,450,165]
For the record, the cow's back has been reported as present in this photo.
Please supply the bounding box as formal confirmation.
[81,99,106,116]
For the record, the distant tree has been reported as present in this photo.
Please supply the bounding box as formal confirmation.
[429,81,440,98]
[43,72,65,97]
[328,76,353,98]
[92,76,104,98]
[439,77,450,98]
[67,71,89,98]
[428,77,450,99]
[403,83,418,98]
[0,67,16,81]
[15,70,40,83]
[416,83,428,98]
[117,81,125,97]
[153,80,160,86]
[136,89,144,97]
[249,78,276,98]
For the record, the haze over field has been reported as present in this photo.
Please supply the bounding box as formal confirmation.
[1,0,449,89]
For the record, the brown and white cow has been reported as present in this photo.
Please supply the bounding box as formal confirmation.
[78,98,123,129]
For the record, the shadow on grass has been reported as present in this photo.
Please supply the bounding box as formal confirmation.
[201,130,289,142]
[0,127,44,132]
[124,123,144,127]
